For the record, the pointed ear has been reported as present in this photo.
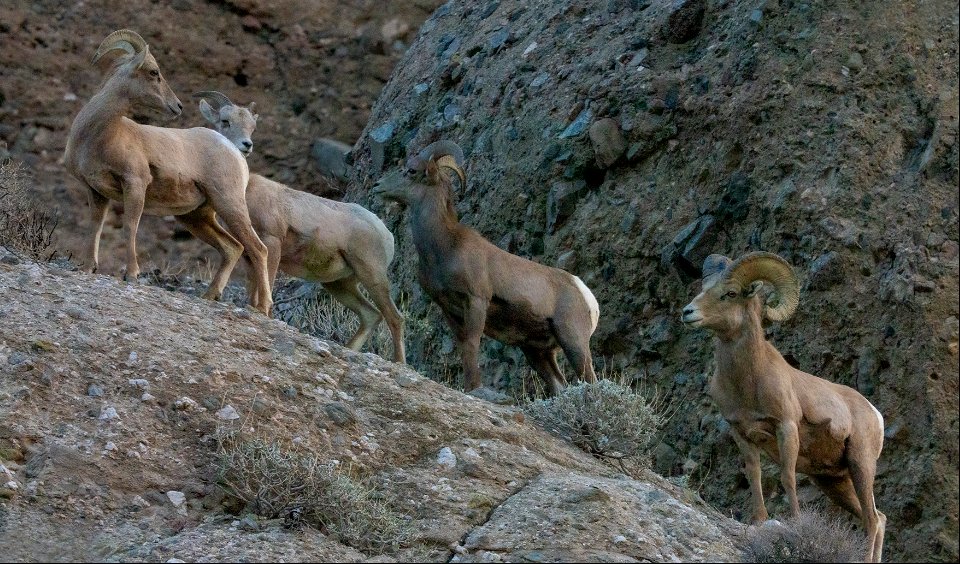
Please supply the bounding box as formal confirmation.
[745,280,764,297]
[424,160,441,184]
[248,102,256,112]
[199,99,218,124]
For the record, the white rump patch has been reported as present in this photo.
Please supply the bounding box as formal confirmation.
[573,275,599,332]
[870,402,884,435]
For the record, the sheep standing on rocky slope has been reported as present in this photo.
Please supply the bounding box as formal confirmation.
[194,92,405,363]
[681,251,886,563]
[372,141,599,394]
[63,30,273,314]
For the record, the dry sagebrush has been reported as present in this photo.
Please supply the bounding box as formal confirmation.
[743,510,868,563]
[216,432,410,554]
[0,159,57,260]
[524,380,663,467]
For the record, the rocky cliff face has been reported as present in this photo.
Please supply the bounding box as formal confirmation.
[0,253,743,562]
[346,1,959,560]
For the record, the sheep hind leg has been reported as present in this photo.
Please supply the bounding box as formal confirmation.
[521,346,566,397]
[323,277,381,352]
[363,280,405,363]
[350,258,405,363]
[555,327,597,384]
[175,207,242,302]
[215,201,271,315]
[83,188,109,274]
[849,460,885,563]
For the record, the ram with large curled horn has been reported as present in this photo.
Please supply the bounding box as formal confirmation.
[372,139,600,396]
[63,29,274,315]
[681,251,887,563]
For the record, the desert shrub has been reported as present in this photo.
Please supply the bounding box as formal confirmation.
[0,159,57,260]
[216,432,410,554]
[524,379,663,466]
[743,510,868,563]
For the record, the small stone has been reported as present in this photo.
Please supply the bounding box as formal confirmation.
[487,27,510,52]
[749,9,762,23]
[437,447,457,469]
[173,397,200,411]
[216,405,241,420]
[558,107,592,139]
[414,83,429,95]
[241,15,262,31]
[239,514,260,531]
[282,386,298,398]
[128,379,149,389]
[324,402,356,426]
[98,406,119,421]
[167,490,187,511]
[128,351,138,363]
[87,384,104,397]
[664,0,706,44]
[613,535,627,544]
[847,52,864,73]
[394,372,420,387]
[141,392,156,403]
[65,306,90,320]
[589,118,626,168]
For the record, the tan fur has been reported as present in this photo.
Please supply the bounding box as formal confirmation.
[197,97,404,362]
[64,32,272,314]
[682,255,886,563]
[372,152,599,394]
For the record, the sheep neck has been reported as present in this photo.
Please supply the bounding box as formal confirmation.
[70,86,133,149]
[710,300,775,408]
[409,183,460,260]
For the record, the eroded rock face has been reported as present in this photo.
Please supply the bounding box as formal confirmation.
[347,1,959,560]
[0,256,743,562]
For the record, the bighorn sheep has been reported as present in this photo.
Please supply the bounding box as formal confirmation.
[63,30,272,314]
[680,251,886,563]
[371,141,599,394]
[195,92,405,362]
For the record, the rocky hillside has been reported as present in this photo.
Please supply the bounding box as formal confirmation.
[346,0,959,561]
[0,253,744,562]
[0,0,441,274]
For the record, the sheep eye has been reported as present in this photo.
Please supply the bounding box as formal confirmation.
[725,291,738,299]
[149,69,160,78]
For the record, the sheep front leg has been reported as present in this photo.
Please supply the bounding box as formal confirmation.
[120,178,147,281]
[454,296,488,392]
[84,187,109,274]
[731,427,768,523]
[777,420,802,517]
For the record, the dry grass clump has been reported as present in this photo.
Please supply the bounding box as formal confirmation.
[524,379,663,468]
[743,510,868,563]
[0,159,57,260]
[216,432,410,554]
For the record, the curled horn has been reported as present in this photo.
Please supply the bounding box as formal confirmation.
[407,140,466,187]
[192,91,235,110]
[725,252,800,322]
[92,29,148,65]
